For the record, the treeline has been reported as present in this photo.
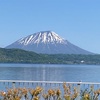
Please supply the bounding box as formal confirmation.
[0,48,100,64]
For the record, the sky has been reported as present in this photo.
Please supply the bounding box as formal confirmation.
[0,0,100,54]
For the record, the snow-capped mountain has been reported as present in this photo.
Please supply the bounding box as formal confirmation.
[18,31,67,45]
[6,31,93,54]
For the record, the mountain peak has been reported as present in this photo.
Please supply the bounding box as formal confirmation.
[18,31,66,45]
[6,31,93,54]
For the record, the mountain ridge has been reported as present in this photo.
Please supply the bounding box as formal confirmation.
[6,31,93,54]
[0,48,99,64]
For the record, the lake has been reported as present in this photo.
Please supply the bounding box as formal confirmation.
[0,64,100,82]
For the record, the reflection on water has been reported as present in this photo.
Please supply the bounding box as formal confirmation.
[0,64,100,82]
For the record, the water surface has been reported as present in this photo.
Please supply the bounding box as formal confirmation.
[0,64,100,82]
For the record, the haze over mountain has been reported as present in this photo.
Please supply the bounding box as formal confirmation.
[6,31,93,54]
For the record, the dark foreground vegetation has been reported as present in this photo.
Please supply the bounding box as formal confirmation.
[0,48,100,64]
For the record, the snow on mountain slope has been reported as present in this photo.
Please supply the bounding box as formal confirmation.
[6,31,93,54]
[18,31,67,45]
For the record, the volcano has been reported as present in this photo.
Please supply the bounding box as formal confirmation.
[6,31,93,54]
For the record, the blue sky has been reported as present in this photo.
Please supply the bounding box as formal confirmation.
[0,0,100,54]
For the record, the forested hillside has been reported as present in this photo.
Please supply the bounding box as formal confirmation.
[0,48,100,64]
